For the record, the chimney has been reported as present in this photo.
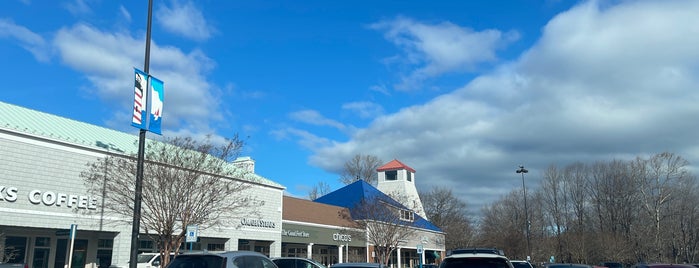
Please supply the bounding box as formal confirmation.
[233,156,255,173]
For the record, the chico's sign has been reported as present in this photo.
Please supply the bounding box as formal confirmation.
[0,186,98,210]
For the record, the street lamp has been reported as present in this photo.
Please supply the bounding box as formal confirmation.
[516,165,531,261]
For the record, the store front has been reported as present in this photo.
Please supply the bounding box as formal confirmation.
[0,102,285,268]
[281,223,366,266]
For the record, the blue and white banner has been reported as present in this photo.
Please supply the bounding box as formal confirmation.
[149,77,164,135]
[131,68,164,134]
[131,68,148,130]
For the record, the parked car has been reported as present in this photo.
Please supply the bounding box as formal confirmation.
[166,251,277,268]
[441,248,514,268]
[511,260,535,268]
[599,262,623,268]
[273,257,326,268]
[330,263,386,268]
[543,263,593,268]
[631,264,696,268]
[137,252,177,268]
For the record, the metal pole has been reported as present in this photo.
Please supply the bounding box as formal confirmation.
[129,0,153,267]
[517,165,531,260]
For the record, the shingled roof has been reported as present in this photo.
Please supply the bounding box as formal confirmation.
[377,159,416,173]
[283,196,358,228]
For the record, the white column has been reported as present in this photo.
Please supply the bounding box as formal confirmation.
[421,250,426,265]
[338,245,345,263]
[307,243,314,259]
[397,247,401,268]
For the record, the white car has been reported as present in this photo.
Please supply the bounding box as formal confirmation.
[440,248,514,268]
[136,252,176,268]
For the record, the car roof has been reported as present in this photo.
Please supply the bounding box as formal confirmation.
[331,262,385,268]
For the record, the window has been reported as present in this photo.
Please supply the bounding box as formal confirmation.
[3,236,27,264]
[96,239,114,268]
[385,170,397,181]
[407,172,412,182]
[207,243,225,251]
[33,237,51,268]
[400,210,414,222]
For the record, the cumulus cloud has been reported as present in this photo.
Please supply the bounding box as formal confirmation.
[156,0,214,41]
[371,16,519,91]
[0,19,50,62]
[52,23,223,134]
[310,0,699,213]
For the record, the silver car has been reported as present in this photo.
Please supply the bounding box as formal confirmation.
[166,251,277,268]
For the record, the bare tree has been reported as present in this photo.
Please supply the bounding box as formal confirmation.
[308,181,332,200]
[345,196,417,266]
[340,154,383,185]
[420,187,474,249]
[81,135,261,267]
[634,152,691,263]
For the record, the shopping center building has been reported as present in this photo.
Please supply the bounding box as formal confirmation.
[0,101,445,268]
[0,102,285,268]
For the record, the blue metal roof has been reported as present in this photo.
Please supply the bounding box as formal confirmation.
[315,180,442,232]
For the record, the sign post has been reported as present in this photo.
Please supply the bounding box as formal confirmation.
[186,225,198,252]
[67,224,78,268]
[417,244,424,268]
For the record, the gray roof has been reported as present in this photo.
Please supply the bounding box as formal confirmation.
[0,101,283,188]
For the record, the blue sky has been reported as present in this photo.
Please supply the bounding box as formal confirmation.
[2,0,699,214]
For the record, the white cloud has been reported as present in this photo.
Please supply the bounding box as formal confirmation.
[289,109,354,133]
[311,0,699,213]
[342,101,384,119]
[63,0,92,15]
[156,0,213,41]
[52,23,224,135]
[0,19,49,62]
[371,16,518,91]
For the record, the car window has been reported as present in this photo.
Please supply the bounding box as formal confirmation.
[512,263,531,268]
[167,255,225,268]
[273,259,295,268]
[234,256,277,268]
[442,258,510,268]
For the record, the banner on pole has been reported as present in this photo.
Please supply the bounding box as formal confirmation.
[131,68,148,130]
[131,68,164,135]
[149,77,164,135]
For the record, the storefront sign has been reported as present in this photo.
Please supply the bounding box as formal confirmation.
[241,218,276,228]
[283,229,310,238]
[333,233,352,242]
[0,186,98,210]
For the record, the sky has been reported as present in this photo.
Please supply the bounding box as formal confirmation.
[2,0,699,216]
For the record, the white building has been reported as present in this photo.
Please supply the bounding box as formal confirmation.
[376,159,427,219]
[0,102,285,268]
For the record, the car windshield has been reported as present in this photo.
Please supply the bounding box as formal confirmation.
[512,262,531,268]
[441,258,510,268]
[137,254,156,263]
[166,255,225,268]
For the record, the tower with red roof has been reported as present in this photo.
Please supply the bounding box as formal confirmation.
[376,159,427,219]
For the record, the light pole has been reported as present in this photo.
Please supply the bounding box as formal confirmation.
[516,165,531,261]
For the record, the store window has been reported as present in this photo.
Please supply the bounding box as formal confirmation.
[32,237,51,268]
[3,236,27,264]
[97,239,114,268]
[207,243,225,251]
